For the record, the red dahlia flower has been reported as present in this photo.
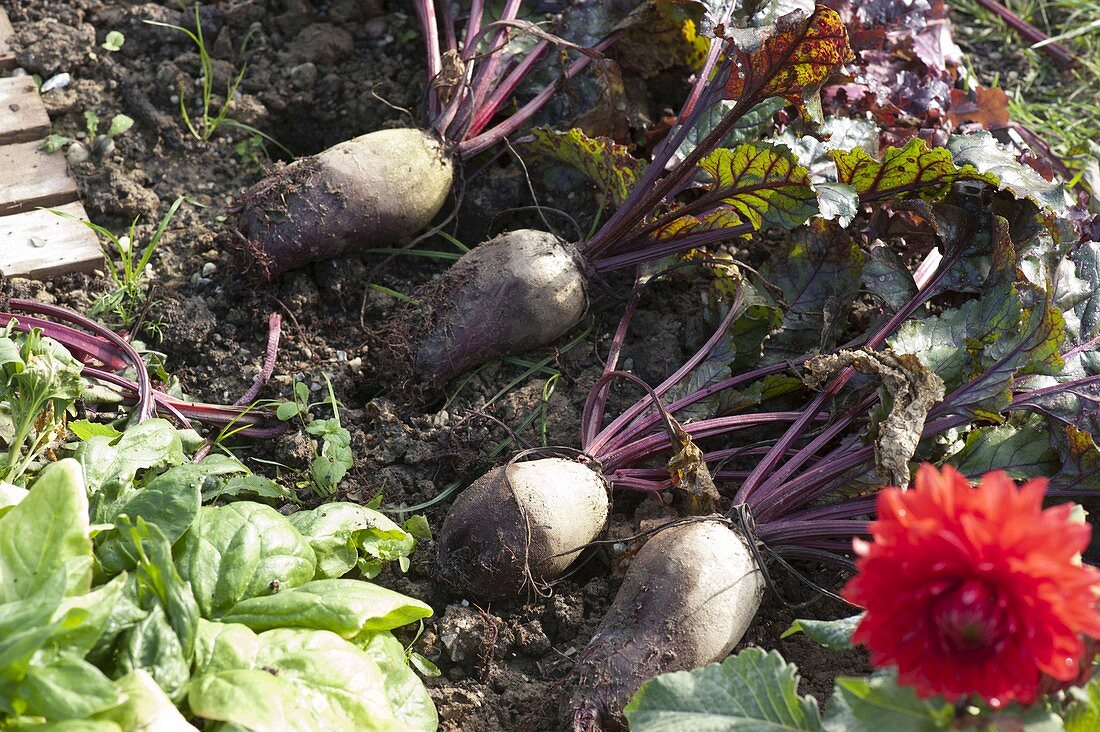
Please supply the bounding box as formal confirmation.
[842,463,1100,707]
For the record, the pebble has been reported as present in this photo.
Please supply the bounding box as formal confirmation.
[336,349,347,361]
[201,262,217,276]
[92,135,115,157]
[40,72,71,93]
[65,141,90,165]
[289,62,318,90]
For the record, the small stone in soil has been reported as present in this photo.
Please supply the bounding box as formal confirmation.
[439,604,495,663]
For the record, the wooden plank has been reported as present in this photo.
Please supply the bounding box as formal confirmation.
[0,201,103,279]
[0,141,79,215]
[0,8,14,71]
[0,76,50,144]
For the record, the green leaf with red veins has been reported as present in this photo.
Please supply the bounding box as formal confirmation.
[891,217,1066,417]
[947,132,1067,213]
[722,6,854,122]
[946,415,1060,481]
[699,143,819,229]
[644,143,819,246]
[523,127,644,207]
[830,137,998,202]
[761,219,864,363]
[1047,426,1100,493]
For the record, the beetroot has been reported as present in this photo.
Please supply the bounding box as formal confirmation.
[567,519,766,731]
[437,457,609,600]
[233,129,453,280]
[392,229,589,388]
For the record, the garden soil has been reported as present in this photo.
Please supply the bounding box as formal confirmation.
[5,1,870,728]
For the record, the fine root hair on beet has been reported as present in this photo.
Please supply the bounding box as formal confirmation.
[231,128,454,280]
[565,517,766,731]
[384,228,589,391]
[436,457,610,601]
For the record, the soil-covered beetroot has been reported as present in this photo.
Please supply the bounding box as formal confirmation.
[437,457,609,600]
[232,128,453,280]
[566,519,765,731]
[391,229,588,389]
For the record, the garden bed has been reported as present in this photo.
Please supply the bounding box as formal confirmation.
[3,1,1096,730]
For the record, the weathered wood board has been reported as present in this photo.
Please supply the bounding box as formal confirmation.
[0,75,51,144]
[0,8,14,71]
[0,202,103,279]
[0,141,80,215]
[0,7,102,278]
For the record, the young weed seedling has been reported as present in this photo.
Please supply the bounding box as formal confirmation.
[277,376,353,497]
[146,6,289,154]
[50,196,188,333]
[40,110,134,158]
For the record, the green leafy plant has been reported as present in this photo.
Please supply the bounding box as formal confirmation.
[102,30,125,53]
[50,196,187,331]
[277,377,354,496]
[145,6,286,153]
[0,322,84,484]
[0,420,437,729]
[144,6,246,141]
[234,133,269,173]
[39,111,134,155]
[626,615,1098,732]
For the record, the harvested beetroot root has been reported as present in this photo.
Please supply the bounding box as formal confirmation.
[390,229,589,387]
[437,457,609,600]
[387,6,855,388]
[231,1,614,280]
[567,519,766,731]
[233,129,453,280]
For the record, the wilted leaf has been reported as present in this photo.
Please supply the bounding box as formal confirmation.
[524,127,643,206]
[804,349,945,485]
[666,418,719,513]
[946,86,1009,129]
[723,6,854,121]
